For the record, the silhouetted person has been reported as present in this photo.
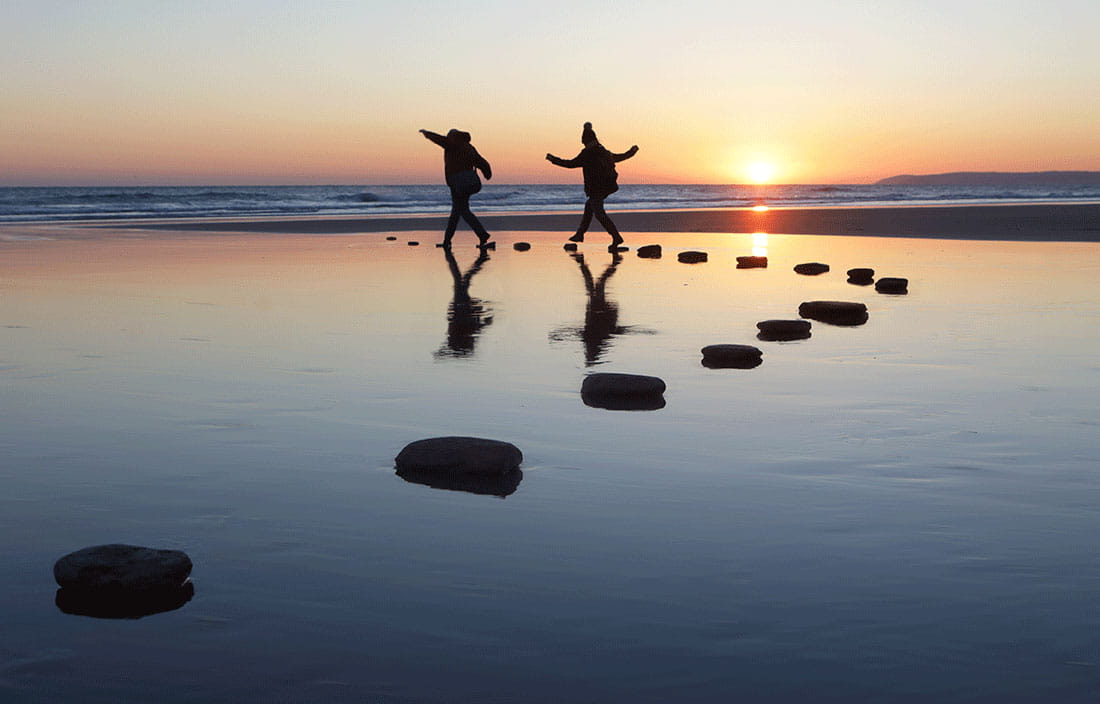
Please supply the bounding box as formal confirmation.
[546,122,638,251]
[420,128,493,248]
[435,248,493,358]
[550,251,654,366]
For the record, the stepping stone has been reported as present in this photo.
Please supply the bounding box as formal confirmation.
[395,436,522,476]
[875,277,908,294]
[513,242,531,251]
[756,319,812,341]
[564,243,579,252]
[847,267,874,285]
[737,256,768,269]
[581,373,666,411]
[385,236,397,241]
[799,300,869,326]
[701,344,763,369]
[794,262,830,275]
[54,544,192,593]
[637,244,662,259]
[407,241,419,246]
[678,251,707,264]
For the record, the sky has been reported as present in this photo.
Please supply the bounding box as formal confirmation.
[2,0,1099,186]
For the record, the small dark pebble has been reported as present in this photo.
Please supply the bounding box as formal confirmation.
[513,242,531,251]
[385,236,397,241]
[564,243,579,252]
[637,244,662,259]
[407,241,419,246]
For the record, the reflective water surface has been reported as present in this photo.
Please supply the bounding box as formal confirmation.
[2,228,1099,702]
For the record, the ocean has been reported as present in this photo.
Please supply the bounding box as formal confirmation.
[2,183,1100,222]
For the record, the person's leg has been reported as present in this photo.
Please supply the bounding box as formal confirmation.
[454,192,491,245]
[591,197,623,247]
[444,190,462,245]
[569,199,594,242]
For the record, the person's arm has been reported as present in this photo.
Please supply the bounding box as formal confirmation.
[546,151,583,168]
[472,148,492,180]
[612,145,639,163]
[419,129,448,148]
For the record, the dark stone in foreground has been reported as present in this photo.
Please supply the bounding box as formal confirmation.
[581,373,666,411]
[385,236,397,241]
[794,262,830,275]
[737,256,768,268]
[54,544,193,592]
[637,244,662,259]
[563,242,578,252]
[756,319,812,341]
[407,241,419,246]
[678,251,707,263]
[875,277,909,294]
[395,436,522,476]
[513,242,531,251]
[56,582,194,620]
[397,467,523,498]
[701,344,763,369]
[799,300,869,326]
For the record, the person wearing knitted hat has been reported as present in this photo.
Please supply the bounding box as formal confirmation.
[546,122,639,250]
[419,128,493,248]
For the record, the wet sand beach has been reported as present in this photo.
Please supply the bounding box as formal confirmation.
[2,208,1100,703]
[100,202,1100,241]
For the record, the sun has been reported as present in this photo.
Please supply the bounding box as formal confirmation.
[746,161,776,184]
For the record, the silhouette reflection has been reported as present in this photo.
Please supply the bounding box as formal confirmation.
[435,248,493,358]
[55,581,195,619]
[396,467,523,498]
[550,252,654,366]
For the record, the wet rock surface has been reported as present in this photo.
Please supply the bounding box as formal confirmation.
[395,437,523,476]
[799,300,869,326]
[513,242,531,251]
[581,373,667,410]
[637,244,662,259]
[701,344,764,369]
[54,544,193,592]
[678,251,707,264]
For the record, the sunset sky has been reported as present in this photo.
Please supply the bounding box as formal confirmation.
[3,1,1099,186]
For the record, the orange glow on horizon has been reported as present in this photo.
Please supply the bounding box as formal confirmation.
[752,205,770,212]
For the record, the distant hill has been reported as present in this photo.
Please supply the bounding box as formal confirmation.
[875,171,1100,186]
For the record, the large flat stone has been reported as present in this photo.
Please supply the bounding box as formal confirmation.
[54,544,192,592]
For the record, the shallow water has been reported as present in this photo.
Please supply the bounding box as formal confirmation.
[2,229,1099,702]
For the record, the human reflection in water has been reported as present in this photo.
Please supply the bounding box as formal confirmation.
[550,251,654,365]
[435,248,494,358]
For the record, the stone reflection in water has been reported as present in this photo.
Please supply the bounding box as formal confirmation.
[435,248,493,359]
[396,467,523,498]
[55,582,195,619]
[549,251,655,366]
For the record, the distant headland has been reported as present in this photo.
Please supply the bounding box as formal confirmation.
[875,171,1100,186]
